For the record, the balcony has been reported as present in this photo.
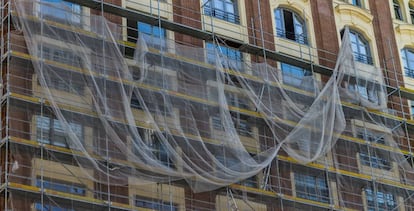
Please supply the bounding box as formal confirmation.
[204,6,240,24]
[354,51,373,65]
[276,28,308,45]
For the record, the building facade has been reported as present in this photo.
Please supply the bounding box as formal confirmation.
[1,0,414,210]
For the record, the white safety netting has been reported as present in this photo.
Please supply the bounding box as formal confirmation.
[12,0,402,194]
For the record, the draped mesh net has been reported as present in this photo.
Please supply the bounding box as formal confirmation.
[7,0,414,208]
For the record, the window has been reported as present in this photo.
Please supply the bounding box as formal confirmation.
[351,0,362,7]
[411,100,414,119]
[235,119,252,137]
[36,178,86,196]
[135,196,178,211]
[127,20,166,51]
[275,8,307,44]
[37,0,81,24]
[203,0,239,24]
[401,48,414,78]
[356,128,386,145]
[134,129,174,168]
[212,116,224,130]
[280,63,312,88]
[347,29,373,65]
[410,4,414,24]
[359,150,392,170]
[225,92,250,110]
[149,135,173,168]
[38,45,83,68]
[347,81,379,104]
[36,116,83,148]
[393,0,403,21]
[206,42,243,70]
[365,189,396,211]
[41,72,84,94]
[211,116,252,137]
[294,172,329,203]
[34,203,75,211]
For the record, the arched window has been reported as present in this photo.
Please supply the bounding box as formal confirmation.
[274,8,307,45]
[401,48,414,78]
[393,0,403,20]
[203,0,239,24]
[409,4,414,24]
[347,29,373,65]
[352,0,362,7]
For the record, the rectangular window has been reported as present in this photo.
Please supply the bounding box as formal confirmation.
[35,202,75,211]
[366,189,396,211]
[348,80,379,104]
[294,173,329,203]
[225,92,250,110]
[37,0,81,24]
[235,119,252,137]
[206,42,243,71]
[36,177,86,196]
[127,20,166,51]
[38,44,83,68]
[135,196,178,211]
[411,101,414,119]
[203,0,239,24]
[211,116,252,137]
[38,71,84,95]
[359,151,392,170]
[212,116,224,130]
[36,116,83,148]
[356,128,386,145]
[280,63,312,89]
[133,129,174,168]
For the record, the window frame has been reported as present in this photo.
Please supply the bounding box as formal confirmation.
[36,0,82,25]
[293,172,330,203]
[126,19,167,54]
[135,195,178,211]
[210,115,253,137]
[365,188,396,211]
[34,202,75,211]
[351,0,362,7]
[359,150,392,170]
[206,42,243,71]
[274,7,308,45]
[393,0,404,21]
[36,115,83,148]
[347,29,373,65]
[347,80,379,104]
[203,0,240,24]
[36,177,86,196]
[132,129,175,168]
[280,62,312,88]
[401,47,414,78]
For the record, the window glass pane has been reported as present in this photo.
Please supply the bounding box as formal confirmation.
[275,8,307,44]
[294,173,329,203]
[281,63,311,87]
[366,189,396,210]
[39,0,81,24]
[138,22,153,35]
[137,22,166,49]
[205,0,238,23]
[135,197,177,211]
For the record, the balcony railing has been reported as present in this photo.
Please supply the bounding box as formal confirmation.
[405,67,414,78]
[354,52,373,65]
[204,6,240,24]
[276,28,308,45]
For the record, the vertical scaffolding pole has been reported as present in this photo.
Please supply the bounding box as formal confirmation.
[3,0,13,209]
